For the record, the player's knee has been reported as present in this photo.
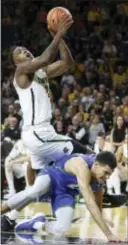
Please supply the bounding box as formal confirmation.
[55,206,73,234]
[55,222,70,235]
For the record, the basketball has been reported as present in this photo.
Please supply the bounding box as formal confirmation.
[47,7,72,32]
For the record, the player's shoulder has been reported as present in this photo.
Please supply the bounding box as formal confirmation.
[76,153,96,162]
[14,69,28,87]
[65,154,92,180]
[68,153,96,163]
[65,153,96,168]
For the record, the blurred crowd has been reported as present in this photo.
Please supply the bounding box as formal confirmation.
[1,0,128,196]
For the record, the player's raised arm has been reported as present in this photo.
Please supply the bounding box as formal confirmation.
[16,15,73,75]
[43,39,74,78]
[65,157,115,240]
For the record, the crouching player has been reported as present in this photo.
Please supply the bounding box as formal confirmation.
[1,152,124,242]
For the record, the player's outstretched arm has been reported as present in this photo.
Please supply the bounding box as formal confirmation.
[65,157,116,241]
[16,15,73,75]
[59,39,74,67]
[43,38,74,78]
[94,189,103,211]
[94,189,114,227]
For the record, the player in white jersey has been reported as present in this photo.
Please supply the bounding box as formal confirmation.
[5,140,29,198]
[9,15,75,183]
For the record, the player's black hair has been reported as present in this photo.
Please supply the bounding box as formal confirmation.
[96,151,117,170]
[9,46,17,66]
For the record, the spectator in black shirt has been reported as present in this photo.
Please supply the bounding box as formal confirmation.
[111,116,126,152]
[103,101,113,132]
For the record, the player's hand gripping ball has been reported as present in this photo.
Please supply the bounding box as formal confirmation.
[47,7,72,32]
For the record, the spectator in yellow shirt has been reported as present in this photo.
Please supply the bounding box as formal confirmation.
[112,65,127,89]
[87,7,102,22]
[121,96,128,118]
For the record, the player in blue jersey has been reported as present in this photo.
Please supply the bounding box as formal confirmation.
[1,151,121,241]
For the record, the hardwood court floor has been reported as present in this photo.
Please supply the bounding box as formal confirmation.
[1,202,128,244]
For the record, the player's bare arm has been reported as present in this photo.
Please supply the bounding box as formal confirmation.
[94,189,103,211]
[43,39,74,78]
[65,157,115,240]
[16,15,73,76]
[94,189,114,227]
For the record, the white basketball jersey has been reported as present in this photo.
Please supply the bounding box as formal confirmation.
[13,69,52,127]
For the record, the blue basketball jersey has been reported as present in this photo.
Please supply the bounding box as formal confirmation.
[40,154,102,195]
[39,154,103,213]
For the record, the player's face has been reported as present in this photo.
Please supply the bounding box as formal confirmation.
[94,163,113,184]
[13,47,34,65]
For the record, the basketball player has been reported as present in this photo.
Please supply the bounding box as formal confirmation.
[93,132,121,194]
[1,151,122,241]
[10,14,75,184]
[5,139,29,198]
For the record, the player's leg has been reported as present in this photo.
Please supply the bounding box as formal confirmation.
[15,206,74,235]
[1,162,29,231]
[45,206,74,235]
[33,126,92,164]
[21,129,46,185]
[46,193,75,235]
[40,133,74,164]
[1,174,51,214]
[28,125,73,164]
[14,194,74,236]
[23,125,90,173]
